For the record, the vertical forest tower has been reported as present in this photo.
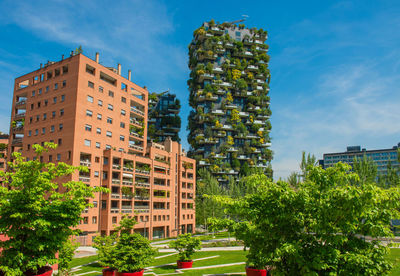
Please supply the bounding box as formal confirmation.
[188,20,272,184]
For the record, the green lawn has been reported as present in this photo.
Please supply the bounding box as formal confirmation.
[69,248,400,275]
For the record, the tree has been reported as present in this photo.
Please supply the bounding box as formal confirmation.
[353,155,377,185]
[195,169,225,227]
[169,234,201,261]
[57,240,80,275]
[287,171,300,188]
[300,151,317,180]
[0,143,107,275]
[209,163,400,275]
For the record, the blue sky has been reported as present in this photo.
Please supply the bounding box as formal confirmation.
[1,0,400,179]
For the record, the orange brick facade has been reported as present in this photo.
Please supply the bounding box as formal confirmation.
[8,53,195,244]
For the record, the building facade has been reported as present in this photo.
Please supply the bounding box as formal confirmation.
[320,144,400,174]
[0,134,9,171]
[148,92,181,143]
[8,53,195,244]
[187,20,272,184]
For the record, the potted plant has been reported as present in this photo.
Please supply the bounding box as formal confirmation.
[93,234,117,276]
[113,233,157,276]
[0,143,106,275]
[169,234,201,269]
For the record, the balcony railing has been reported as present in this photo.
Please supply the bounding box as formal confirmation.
[111,193,120,199]
[122,180,133,186]
[135,182,150,188]
[112,179,121,184]
[79,176,90,183]
[129,144,144,151]
[130,107,144,116]
[80,160,91,167]
[14,113,26,120]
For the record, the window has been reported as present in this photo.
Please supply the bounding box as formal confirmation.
[54,83,58,90]
[32,91,35,97]
[52,111,56,118]
[46,86,49,93]
[58,138,62,145]
[97,113,102,120]
[31,103,34,110]
[61,95,65,102]
[86,65,95,75]
[50,125,55,132]
[120,122,125,128]
[85,124,92,132]
[108,104,113,111]
[38,88,42,94]
[83,217,88,224]
[59,123,63,130]
[57,154,61,161]
[36,115,40,122]
[112,217,117,224]
[60,109,64,116]
[121,109,126,116]
[98,100,103,106]
[108,91,114,97]
[62,80,66,87]
[96,128,101,134]
[87,95,93,103]
[84,139,91,147]
[121,97,126,103]
[120,135,125,141]
[29,117,33,123]
[106,131,112,137]
[37,102,41,108]
[48,155,52,162]
[96,142,100,148]
[106,144,111,150]
[86,110,93,117]
[101,200,107,209]
[92,216,97,224]
[53,97,57,104]
[99,86,103,93]
[88,81,94,88]
[28,130,32,137]
[55,68,60,76]
[42,127,45,134]
[62,65,68,74]
[107,117,113,124]
[43,113,47,120]
[94,171,99,177]
[44,99,48,106]
[121,82,127,91]
[95,157,100,163]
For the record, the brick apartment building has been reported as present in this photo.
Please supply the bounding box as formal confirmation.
[8,52,195,244]
[0,134,8,171]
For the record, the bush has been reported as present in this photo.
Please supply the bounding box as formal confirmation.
[169,234,201,261]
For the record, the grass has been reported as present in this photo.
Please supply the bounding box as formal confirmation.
[69,248,400,275]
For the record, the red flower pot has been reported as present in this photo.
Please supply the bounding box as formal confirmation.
[116,270,144,276]
[24,266,53,276]
[103,268,116,276]
[177,260,193,269]
[246,267,267,276]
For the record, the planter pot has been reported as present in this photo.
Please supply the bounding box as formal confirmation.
[116,270,144,276]
[24,266,53,276]
[177,260,193,269]
[103,268,116,276]
[246,267,267,276]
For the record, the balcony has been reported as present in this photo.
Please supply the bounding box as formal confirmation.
[227,147,238,152]
[14,113,26,120]
[130,118,144,127]
[198,160,210,166]
[12,126,24,133]
[11,138,23,145]
[238,155,250,160]
[112,179,121,184]
[135,169,150,175]
[135,195,150,201]
[135,181,150,188]
[129,144,144,151]
[225,42,234,48]
[112,164,121,170]
[123,166,134,172]
[198,73,214,82]
[130,107,145,116]
[239,112,249,117]
[15,100,26,107]
[111,193,120,199]
[225,104,238,109]
[122,180,133,186]
[211,109,224,115]
[110,207,119,214]
[134,206,150,213]
[80,160,91,167]
[247,65,258,71]
[79,176,90,183]
[212,67,223,73]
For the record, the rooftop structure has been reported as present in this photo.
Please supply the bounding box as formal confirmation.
[8,52,195,244]
[187,20,272,183]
